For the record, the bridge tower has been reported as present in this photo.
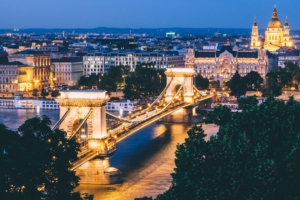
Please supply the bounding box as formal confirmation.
[55,90,122,185]
[161,68,197,123]
[164,68,196,104]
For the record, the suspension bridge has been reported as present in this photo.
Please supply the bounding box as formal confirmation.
[52,68,213,184]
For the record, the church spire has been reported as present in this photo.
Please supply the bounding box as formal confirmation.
[253,17,257,26]
[285,16,289,26]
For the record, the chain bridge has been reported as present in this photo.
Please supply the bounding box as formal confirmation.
[52,68,213,184]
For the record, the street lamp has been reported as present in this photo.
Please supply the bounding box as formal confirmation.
[99,73,104,83]
[122,74,127,86]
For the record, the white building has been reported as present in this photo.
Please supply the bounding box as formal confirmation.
[106,100,137,111]
[51,57,83,86]
[83,50,184,76]
[278,51,300,68]
[0,99,59,109]
[69,42,98,53]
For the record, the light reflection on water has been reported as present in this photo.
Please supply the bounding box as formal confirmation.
[77,123,191,200]
[0,109,199,200]
[0,109,60,130]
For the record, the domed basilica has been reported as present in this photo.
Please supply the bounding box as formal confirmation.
[250,7,293,52]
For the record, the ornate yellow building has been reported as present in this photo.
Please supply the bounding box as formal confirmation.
[8,50,53,90]
[251,7,293,52]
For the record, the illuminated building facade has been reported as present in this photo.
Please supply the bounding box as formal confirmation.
[0,62,22,94]
[83,50,184,75]
[251,7,293,52]
[8,50,53,90]
[17,66,34,92]
[185,45,268,86]
[51,57,83,86]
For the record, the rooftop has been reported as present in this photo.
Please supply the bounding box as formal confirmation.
[278,51,300,57]
[13,50,48,56]
[51,57,82,63]
[195,44,259,58]
[0,61,25,66]
[88,50,180,57]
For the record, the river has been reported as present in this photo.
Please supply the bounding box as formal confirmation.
[0,108,217,200]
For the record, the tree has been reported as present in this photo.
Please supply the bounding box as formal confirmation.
[0,124,21,199]
[285,62,300,86]
[262,68,292,98]
[195,75,209,90]
[78,73,99,89]
[243,71,263,90]
[41,88,49,98]
[51,90,60,97]
[156,125,207,200]
[32,88,38,97]
[98,76,117,94]
[0,116,81,199]
[277,67,292,87]
[156,97,300,200]
[226,70,247,97]
[77,66,130,90]
[237,95,258,110]
[106,65,130,87]
[123,66,166,100]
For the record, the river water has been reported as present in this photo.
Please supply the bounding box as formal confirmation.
[0,108,217,200]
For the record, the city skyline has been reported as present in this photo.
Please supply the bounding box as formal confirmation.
[1,1,300,29]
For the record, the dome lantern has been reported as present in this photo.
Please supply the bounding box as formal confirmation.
[268,8,282,29]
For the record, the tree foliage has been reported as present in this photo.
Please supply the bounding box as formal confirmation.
[123,66,166,100]
[41,88,49,98]
[155,97,300,200]
[236,95,258,110]
[195,75,209,90]
[226,71,247,97]
[262,68,292,98]
[0,116,83,200]
[32,88,38,97]
[243,71,263,90]
[285,62,300,85]
[51,90,60,98]
[226,71,263,97]
[77,65,130,93]
[78,73,99,89]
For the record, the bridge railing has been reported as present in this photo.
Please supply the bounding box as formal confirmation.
[146,77,174,111]
[107,78,188,135]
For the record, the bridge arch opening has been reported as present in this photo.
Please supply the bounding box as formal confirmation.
[72,119,88,145]
[173,84,183,97]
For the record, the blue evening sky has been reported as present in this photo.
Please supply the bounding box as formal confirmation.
[1,0,299,29]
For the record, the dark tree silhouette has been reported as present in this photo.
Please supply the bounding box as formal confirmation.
[0,116,83,199]
[154,97,300,200]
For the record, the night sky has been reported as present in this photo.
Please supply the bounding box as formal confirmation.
[1,0,299,29]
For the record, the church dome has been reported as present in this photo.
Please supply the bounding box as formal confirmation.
[267,8,282,29]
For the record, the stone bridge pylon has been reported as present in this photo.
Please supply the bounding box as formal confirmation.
[164,68,196,104]
[161,68,197,123]
[54,90,122,185]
